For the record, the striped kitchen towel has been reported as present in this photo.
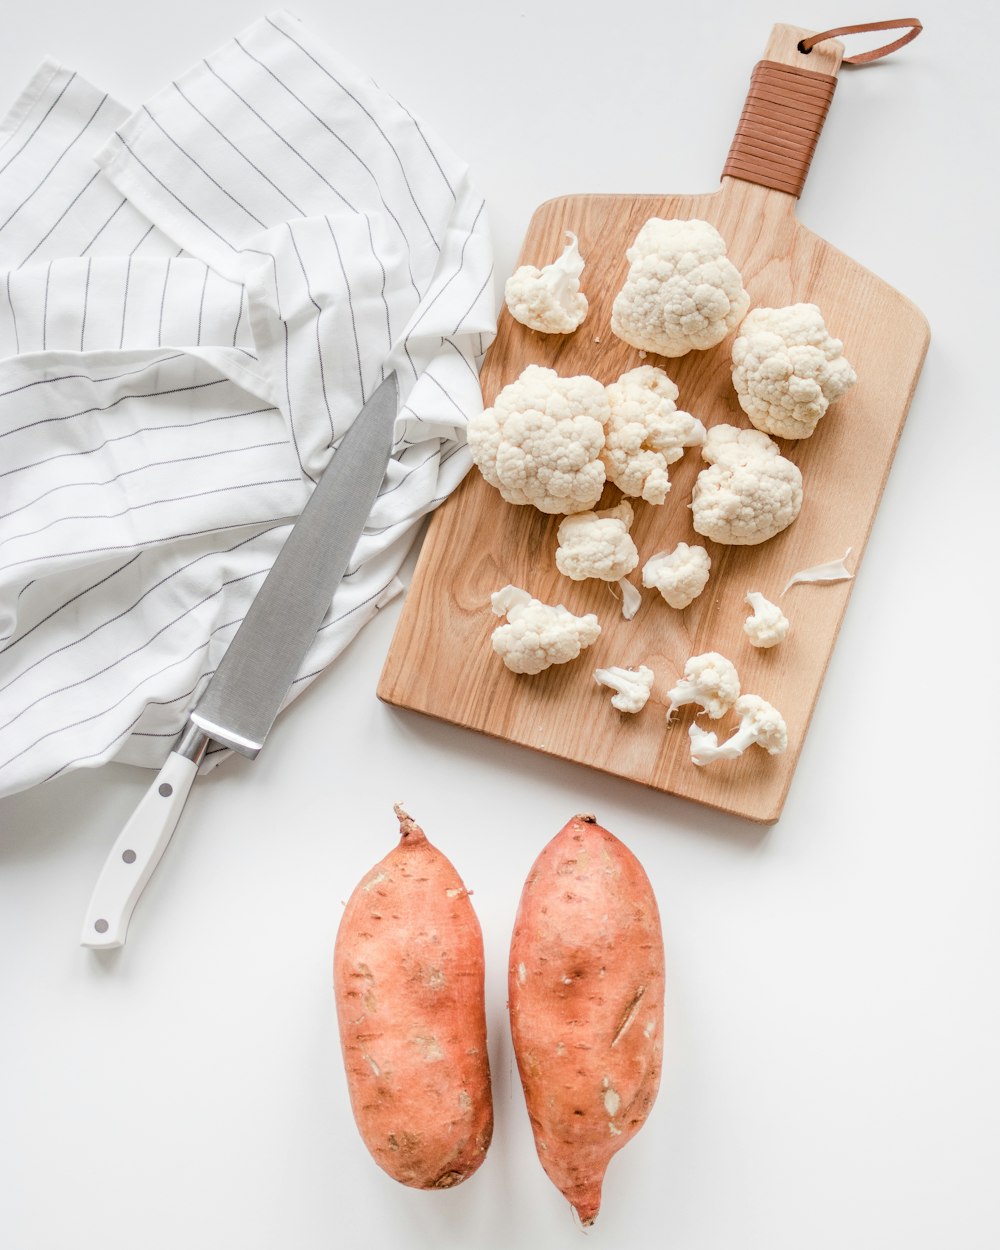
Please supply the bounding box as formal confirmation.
[0,10,494,798]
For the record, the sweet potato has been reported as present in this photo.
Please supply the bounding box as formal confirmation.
[333,805,493,1188]
[508,813,664,1224]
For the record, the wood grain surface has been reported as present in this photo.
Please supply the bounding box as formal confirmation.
[378,27,929,823]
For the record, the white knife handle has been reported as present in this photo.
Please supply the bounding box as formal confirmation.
[80,727,209,949]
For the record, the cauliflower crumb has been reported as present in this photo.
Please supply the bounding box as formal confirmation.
[602,365,706,504]
[690,424,803,546]
[468,365,609,514]
[611,218,750,358]
[593,665,654,713]
[743,591,789,648]
[782,548,854,595]
[732,304,856,439]
[555,502,639,582]
[616,578,642,620]
[490,585,600,675]
[504,231,589,335]
[641,543,711,609]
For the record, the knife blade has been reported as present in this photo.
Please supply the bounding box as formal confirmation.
[80,373,399,949]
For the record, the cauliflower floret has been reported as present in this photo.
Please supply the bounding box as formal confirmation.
[690,424,803,546]
[688,693,788,765]
[556,501,639,582]
[732,304,857,439]
[602,365,706,504]
[611,218,750,358]
[594,664,655,713]
[504,231,589,334]
[468,365,609,514]
[641,542,711,609]
[743,591,789,648]
[666,652,740,721]
[490,584,600,674]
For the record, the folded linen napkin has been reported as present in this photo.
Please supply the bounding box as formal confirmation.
[0,11,494,799]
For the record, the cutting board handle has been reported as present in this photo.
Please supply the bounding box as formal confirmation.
[722,24,843,200]
[723,20,923,199]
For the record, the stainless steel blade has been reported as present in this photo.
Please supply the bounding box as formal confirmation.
[189,373,398,757]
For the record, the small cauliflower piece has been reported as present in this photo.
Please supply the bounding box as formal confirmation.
[593,665,654,713]
[504,231,589,334]
[641,543,711,609]
[688,694,788,765]
[490,585,600,675]
[468,365,609,514]
[666,652,740,721]
[602,365,706,504]
[555,502,639,582]
[611,218,750,358]
[743,591,789,649]
[732,304,857,439]
[690,424,803,546]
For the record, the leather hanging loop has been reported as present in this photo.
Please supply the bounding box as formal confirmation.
[798,18,923,65]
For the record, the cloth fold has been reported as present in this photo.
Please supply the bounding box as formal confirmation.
[0,10,494,798]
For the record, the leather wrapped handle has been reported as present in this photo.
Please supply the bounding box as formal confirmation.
[723,19,923,199]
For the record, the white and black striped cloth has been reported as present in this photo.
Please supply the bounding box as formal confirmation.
[0,11,494,798]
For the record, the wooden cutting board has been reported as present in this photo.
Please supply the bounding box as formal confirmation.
[378,24,929,823]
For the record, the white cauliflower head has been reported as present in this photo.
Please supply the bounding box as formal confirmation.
[667,652,740,720]
[594,665,654,713]
[690,424,803,546]
[490,585,600,675]
[504,231,589,334]
[641,542,711,610]
[732,303,857,439]
[556,501,639,582]
[611,218,750,358]
[602,365,706,504]
[468,365,609,514]
[743,591,789,649]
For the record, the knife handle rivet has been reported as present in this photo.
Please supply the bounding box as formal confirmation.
[122,849,137,864]
[94,919,109,934]
[158,783,173,797]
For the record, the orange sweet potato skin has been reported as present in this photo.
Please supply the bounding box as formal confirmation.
[508,813,664,1225]
[334,808,493,1188]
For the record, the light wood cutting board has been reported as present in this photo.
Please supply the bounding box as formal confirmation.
[378,24,929,823]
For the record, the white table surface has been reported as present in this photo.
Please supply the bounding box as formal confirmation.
[1,2,997,1247]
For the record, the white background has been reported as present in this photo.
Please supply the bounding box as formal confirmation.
[1,2,997,1248]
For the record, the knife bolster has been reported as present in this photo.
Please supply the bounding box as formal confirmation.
[173,721,212,766]
[187,712,262,759]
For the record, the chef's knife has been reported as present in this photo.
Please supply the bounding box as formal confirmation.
[81,373,399,949]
